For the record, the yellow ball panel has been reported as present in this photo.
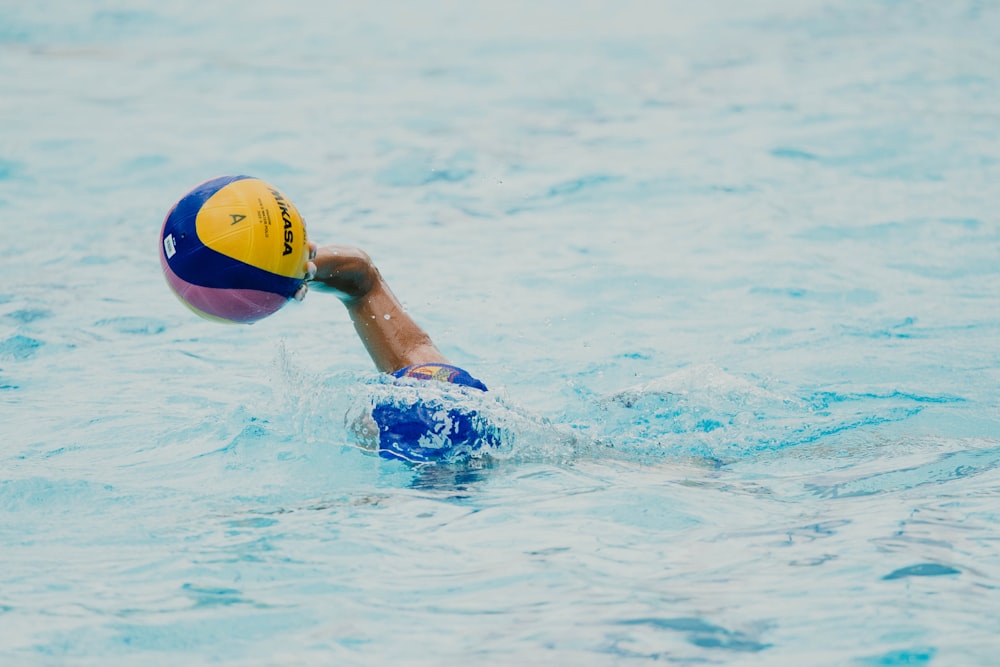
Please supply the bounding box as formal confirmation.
[195,178,309,279]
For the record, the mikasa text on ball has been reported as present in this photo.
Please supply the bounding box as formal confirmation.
[159,175,310,323]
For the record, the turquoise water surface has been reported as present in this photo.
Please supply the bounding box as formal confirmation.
[2,1,999,664]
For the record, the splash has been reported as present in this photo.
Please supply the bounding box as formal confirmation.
[569,364,956,462]
[264,352,949,467]
[264,343,585,466]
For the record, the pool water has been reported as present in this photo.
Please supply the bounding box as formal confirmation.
[2,1,999,664]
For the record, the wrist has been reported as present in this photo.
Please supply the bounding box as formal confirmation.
[311,245,379,301]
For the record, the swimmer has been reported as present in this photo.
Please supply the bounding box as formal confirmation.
[298,242,495,462]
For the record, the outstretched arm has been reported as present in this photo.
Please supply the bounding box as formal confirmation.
[303,244,450,373]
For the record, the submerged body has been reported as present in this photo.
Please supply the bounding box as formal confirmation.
[302,245,495,462]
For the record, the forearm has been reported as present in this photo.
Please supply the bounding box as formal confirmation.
[345,280,449,373]
[310,244,449,373]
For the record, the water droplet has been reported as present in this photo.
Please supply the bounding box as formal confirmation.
[383,314,391,320]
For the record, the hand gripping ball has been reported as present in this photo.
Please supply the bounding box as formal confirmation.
[159,175,310,323]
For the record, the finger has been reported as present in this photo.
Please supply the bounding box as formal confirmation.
[308,241,318,260]
[304,260,317,281]
[293,282,309,301]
